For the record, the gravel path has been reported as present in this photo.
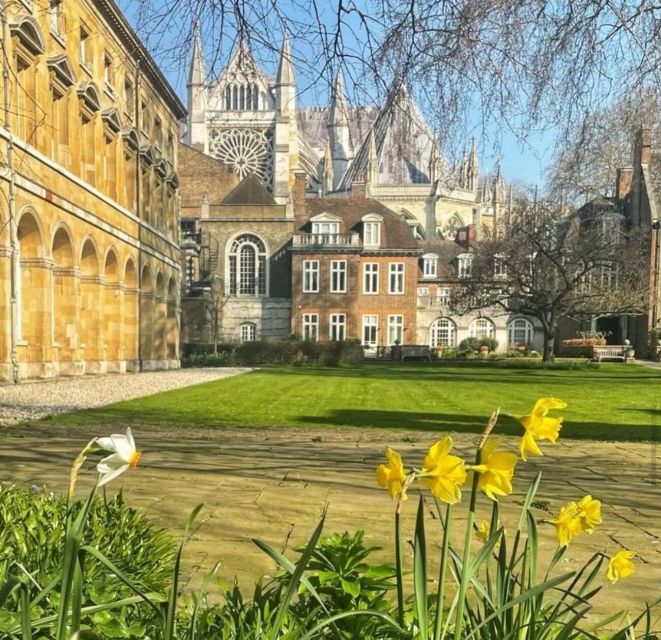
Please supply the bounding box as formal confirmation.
[0,368,253,425]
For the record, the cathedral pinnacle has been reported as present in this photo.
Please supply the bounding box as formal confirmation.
[276,33,294,86]
[328,70,349,127]
[187,21,206,87]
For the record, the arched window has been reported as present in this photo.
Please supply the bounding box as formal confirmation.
[228,234,267,296]
[241,322,256,342]
[469,317,495,339]
[508,318,534,345]
[430,318,456,347]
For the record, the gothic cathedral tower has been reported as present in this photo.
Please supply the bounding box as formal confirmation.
[184,31,299,207]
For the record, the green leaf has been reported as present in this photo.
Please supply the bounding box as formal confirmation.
[414,493,429,640]
[340,577,360,597]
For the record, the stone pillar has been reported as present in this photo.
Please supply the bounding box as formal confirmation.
[123,286,139,371]
[80,275,103,374]
[103,280,122,372]
[0,246,12,382]
[52,266,82,375]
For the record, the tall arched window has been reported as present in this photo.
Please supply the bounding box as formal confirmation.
[430,318,456,347]
[228,234,267,296]
[508,318,534,345]
[469,317,495,339]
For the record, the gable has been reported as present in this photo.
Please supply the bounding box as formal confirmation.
[222,174,277,205]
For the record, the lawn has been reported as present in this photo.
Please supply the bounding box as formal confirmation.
[45,362,661,441]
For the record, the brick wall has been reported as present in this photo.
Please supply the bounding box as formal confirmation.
[179,144,239,210]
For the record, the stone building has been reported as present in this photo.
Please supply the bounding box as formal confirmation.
[178,144,293,344]
[414,236,544,353]
[179,29,543,352]
[290,180,421,347]
[0,0,186,382]
[184,33,508,235]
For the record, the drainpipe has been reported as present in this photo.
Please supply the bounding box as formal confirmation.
[1,1,19,383]
[653,218,661,329]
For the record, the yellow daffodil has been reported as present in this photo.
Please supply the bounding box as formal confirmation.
[376,447,408,500]
[606,550,636,584]
[514,397,566,461]
[96,428,142,487]
[419,436,467,504]
[577,495,602,533]
[475,520,490,543]
[549,501,583,546]
[474,438,518,501]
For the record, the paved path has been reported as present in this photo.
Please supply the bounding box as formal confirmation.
[1,421,659,627]
[0,368,252,425]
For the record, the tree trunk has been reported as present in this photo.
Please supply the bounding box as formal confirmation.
[543,333,555,363]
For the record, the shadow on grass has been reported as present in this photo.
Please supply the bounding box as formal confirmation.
[39,405,661,443]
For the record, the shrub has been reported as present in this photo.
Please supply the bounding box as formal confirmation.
[458,337,482,353]
[0,485,174,639]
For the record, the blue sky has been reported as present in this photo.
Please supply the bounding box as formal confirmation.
[120,0,555,186]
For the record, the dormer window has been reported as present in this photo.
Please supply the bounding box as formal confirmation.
[423,253,438,279]
[457,253,472,278]
[362,213,383,248]
[312,221,339,235]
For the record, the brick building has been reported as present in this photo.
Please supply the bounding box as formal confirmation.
[290,182,421,348]
[0,0,185,382]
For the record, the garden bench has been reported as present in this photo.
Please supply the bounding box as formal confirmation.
[400,345,432,362]
[591,345,627,362]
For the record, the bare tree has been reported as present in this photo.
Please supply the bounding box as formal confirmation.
[453,197,649,362]
[121,0,661,156]
[546,92,661,204]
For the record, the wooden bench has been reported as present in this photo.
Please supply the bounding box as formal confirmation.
[591,345,628,362]
[400,345,432,362]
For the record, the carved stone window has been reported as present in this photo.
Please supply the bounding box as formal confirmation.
[208,127,273,190]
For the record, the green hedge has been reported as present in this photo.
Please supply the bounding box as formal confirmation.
[182,339,363,367]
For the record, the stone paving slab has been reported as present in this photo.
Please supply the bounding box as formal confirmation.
[0,422,659,627]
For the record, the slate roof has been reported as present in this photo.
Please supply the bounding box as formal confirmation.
[302,195,421,251]
[222,175,277,206]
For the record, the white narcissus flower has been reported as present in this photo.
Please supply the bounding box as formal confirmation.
[95,428,142,486]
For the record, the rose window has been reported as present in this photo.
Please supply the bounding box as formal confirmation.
[208,128,273,190]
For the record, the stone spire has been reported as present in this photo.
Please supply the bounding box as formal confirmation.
[185,21,207,148]
[275,33,295,113]
[367,129,378,186]
[323,140,334,194]
[467,138,479,192]
[327,70,353,188]
[188,22,206,86]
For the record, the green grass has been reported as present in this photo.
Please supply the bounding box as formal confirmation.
[42,362,661,442]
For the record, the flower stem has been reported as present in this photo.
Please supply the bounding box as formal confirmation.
[395,510,404,627]
[453,461,479,640]
[434,501,452,640]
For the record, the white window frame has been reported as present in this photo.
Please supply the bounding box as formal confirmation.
[469,317,496,339]
[508,318,534,346]
[417,287,429,297]
[388,263,405,295]
[49,0,64,36]
[302,313,319,341]
[362,315,378,347]
[312,221,340,235]
[387,314,404,345]
[363,263,379,294]
[362,213,384,248]
[430,317,456,347]
[302,260,320,293]
[330,260,347,293]
[329,313,347,341]
[457,253,472,278]
[494,255,507,279]
[436,287,450,306]
[240,322,256,342]
[423,255,438,279]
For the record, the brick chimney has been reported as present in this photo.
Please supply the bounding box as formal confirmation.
[350,180,367,200]
[615,167,633,200]
[293,171,307,227]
